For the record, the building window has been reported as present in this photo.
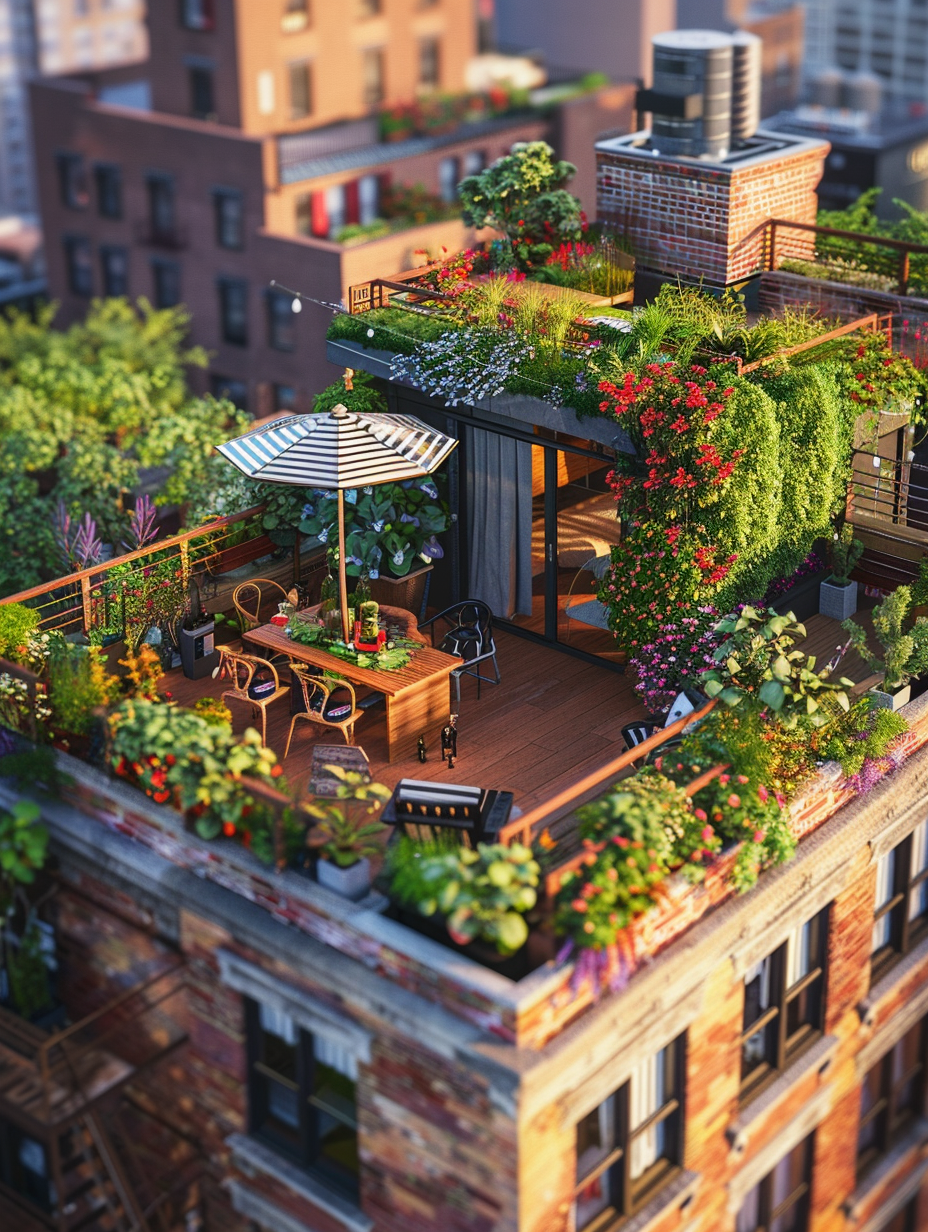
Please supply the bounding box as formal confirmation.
[274,383,297,412]
[282,0,311,32]
[740,907,828,1101]
[151,259,181,309]
[214,190,244,250]
[64,237,92,296]
[212,374,248,411]
[419,38,440,88]
[325,184,346,237]
[147,174,177,245]
[857,1017,926,1178]
[358,174,379,225]
[736,1136,812,1232]
[100,245,128,297]
[190,67,215,119]
[219,278,249,346]
[463,149,486,178]
[362,48,384,106]
[872,820,928,979]
[289,62,312,119]
[267,289,296,352]
[358,0,381,15]
[245,998,359,1194]
[94,164,121,218]
[57,153,88,209]
[0,1117,52,1212]
[438,156,460,203]
[572,1035,684,1227]
[181,0,215,30]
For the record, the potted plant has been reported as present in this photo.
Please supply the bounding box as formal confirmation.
[179,576,219,680]
[843,585,928,709]
[386,837,540,961]
[305,767,391,900]
[819,525,864,620]
[0,603,40,665]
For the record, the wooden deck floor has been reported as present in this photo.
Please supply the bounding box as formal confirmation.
[165,603,881,814]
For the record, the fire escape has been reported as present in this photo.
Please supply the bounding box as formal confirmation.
[0,959,194,1232]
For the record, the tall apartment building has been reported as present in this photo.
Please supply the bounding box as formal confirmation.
[30,0,632,414]
[35,0,147,75]
[803,0,928,110]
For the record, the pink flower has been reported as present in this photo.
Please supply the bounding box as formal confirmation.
[701,825,714,842]
[727,794,741,808]
[694,808,707,822]
[757,785,769,802]
[753,830,766,844]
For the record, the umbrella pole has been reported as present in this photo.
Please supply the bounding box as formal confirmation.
[337,488,350,643]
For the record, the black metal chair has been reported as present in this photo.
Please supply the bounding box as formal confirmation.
[620,721,660,755]
[420,600,500,705]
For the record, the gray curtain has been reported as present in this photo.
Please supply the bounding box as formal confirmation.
[464,426,533,618]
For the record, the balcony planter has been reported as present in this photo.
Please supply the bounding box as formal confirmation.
[819,579,858,621]
[180,619,219,680]
[368,562,433,618]
[388,904,533,980]
[316,856,372,901]
[869,682,911,711]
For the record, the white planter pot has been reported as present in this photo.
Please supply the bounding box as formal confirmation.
[819,579,858,621]
[316,856,371,901]
[868,684,911,711]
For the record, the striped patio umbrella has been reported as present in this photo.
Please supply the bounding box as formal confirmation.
[217,403,457,640]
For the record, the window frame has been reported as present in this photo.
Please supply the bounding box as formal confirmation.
[739,907,829,1104]
[871,824,928,982]
[418,37,440,89]
[146,173,177,244]
[94,163,122,219]
[64,236,93,297]
[856,1017,927,1180]
[267,288,296,352]
[57,152,88,210]
[151,258,181,310]
[288,60,313,120]
[244,997,359,1197]
[736,1135,813,1232]
[189,65,216,120]
[572,1034,685,1229]
[362,47,385,106]
[180,0,215,31]
[218,277,249,347]
[213,189,244,251]
[100,244,129,297]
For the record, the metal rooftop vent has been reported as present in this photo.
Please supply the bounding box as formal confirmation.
[636,28,763,160]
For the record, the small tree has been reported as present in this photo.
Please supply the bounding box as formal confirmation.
[458,141,584,269]
[843,585,928,691]
[830,523,864,586]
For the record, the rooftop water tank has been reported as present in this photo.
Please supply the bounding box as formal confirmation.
[730,30,762,144]
[843,71,882,114]
[639,30,734,160]
[810,68,844,109]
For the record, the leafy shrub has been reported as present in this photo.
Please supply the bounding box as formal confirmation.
[843,585,928,691]
[0,604,39,661]
[387,837,539,955]
[47,643,118,736]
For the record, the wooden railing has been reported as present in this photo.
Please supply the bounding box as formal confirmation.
[497,699,718,850]
[764,217,928,297]
[0,504,301,638]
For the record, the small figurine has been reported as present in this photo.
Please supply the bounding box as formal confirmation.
[440,714,458,769]
[417,736,427,763]
[353,600,387,652]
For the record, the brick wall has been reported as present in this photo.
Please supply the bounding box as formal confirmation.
[596,137,828,286]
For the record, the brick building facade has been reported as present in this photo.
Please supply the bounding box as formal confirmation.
[5,686,928,1231]
[30,1,632,414]
[596,129,828,286]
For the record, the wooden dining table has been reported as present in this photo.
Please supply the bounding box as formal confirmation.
[243,616,460,763]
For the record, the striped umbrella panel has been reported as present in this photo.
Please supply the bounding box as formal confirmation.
[217,411,457,488]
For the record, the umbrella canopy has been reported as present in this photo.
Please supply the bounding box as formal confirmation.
[217,403,457,641]
[217,405,457,488]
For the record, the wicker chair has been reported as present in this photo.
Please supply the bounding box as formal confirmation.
[284,665,362,758]
[214,647,289,745]
[232,579,290,632]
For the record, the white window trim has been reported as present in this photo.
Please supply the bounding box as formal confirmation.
[218,948,373,1066]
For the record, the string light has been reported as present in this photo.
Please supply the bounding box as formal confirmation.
[266,278,609,406]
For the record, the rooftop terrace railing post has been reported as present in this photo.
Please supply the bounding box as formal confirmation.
[899,250,911,297]
[80,575,92,638]
[769,219,777,271]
